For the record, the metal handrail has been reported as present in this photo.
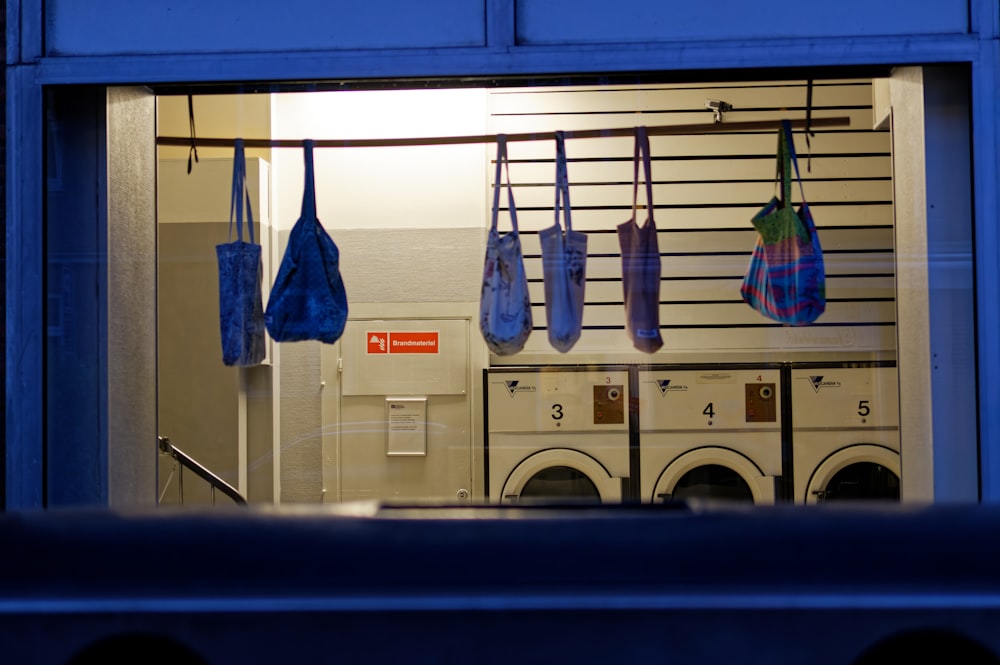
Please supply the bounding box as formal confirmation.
[158,436,248,506]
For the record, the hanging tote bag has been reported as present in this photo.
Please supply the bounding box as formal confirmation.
[740,120,826,325]
[479,135,533,355]
[539,131,587,353]
[265,139,349,343]
[617,126,664,353]
[216,139,266,366]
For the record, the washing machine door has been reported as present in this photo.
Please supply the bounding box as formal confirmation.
[501,449,622,504]
[652,448,776,505]
[806,444,900,503]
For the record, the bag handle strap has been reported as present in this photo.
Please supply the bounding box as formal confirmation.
[783,119,809,205]
[490,135,519,233]
[774,120,808,209]
[301,138,318,221]
[228,138,255,244]
[631,126,654,223]
[554,130,572,232]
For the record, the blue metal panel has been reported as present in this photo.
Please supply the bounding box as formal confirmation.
[973,44,1000,501]
[13,0,44,63]
[2,507,1000,662]
[971,0,1000,38]
[43,0,486,56]
[44,88,109,507]
[5,65,44,509]
[34,36,981,87]
[516,0,970,45]
[922,67,979,501]
[486,0,514,47]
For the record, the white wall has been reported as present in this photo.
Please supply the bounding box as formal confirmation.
[270,89,489,232]
[266,90,491,502]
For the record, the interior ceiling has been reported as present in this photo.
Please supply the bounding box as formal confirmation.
[148,65,895,97]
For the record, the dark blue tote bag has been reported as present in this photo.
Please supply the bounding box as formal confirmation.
[216,139,266,366]
[265,140,348,344]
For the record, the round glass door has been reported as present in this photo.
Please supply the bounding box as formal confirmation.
[819,462,900,502]
[519,466,602,502]
[668,464,755,503]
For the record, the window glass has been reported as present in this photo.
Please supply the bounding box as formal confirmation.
[46,71,979,508]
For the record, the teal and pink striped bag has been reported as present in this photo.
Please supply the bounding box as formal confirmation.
[741,120,826,326]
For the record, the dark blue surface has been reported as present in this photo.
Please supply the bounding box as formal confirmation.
[1,504,1000,663]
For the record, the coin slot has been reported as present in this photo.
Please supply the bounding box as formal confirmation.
[745,382,777,423]
[593,384,625,424]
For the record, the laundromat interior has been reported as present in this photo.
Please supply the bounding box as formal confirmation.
[149,69,978,508]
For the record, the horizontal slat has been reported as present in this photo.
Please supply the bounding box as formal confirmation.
[499,326,896,361]
[497,132,891,160]
[504,204,893,231]
[490,108,874,135]
[523,253,895,281]
[489,84,874,115]
[502,155,892,182]
[526,300,894,329]
[500,180,891,209]
[518,226,893,256]
[491,80,873,95]
[526,275,895,304]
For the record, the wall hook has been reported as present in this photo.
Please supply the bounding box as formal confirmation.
[705,99,733,123]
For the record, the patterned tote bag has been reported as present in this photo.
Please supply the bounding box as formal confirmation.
[741,120,826,325]
[216,139,266,366]
[265,139,349,343]
[479,135,533,355]
[539,131,587,352]
[617,126,664,353]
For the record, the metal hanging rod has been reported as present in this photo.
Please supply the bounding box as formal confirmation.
[156,117,850,150]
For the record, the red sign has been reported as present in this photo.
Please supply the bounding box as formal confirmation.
[367,331,439,354]
[367,332,388,354]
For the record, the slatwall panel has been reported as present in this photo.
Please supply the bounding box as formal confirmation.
[486,81,895,362]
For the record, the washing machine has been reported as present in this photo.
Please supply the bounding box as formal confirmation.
[638,365,783,505]
[486,367,631,504]
[790,362,900,504]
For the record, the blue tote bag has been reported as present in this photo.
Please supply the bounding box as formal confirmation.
[216,139,266,366]
[479,135,532,355]
[539,131,587,352]
[265,139,349,343]
[617,126,664,353]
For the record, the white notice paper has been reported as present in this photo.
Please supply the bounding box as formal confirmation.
[386,397,427,456]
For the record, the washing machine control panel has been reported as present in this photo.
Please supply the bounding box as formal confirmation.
[488,369,629,432]
[791,366,899,428]
[638,368,782,430]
